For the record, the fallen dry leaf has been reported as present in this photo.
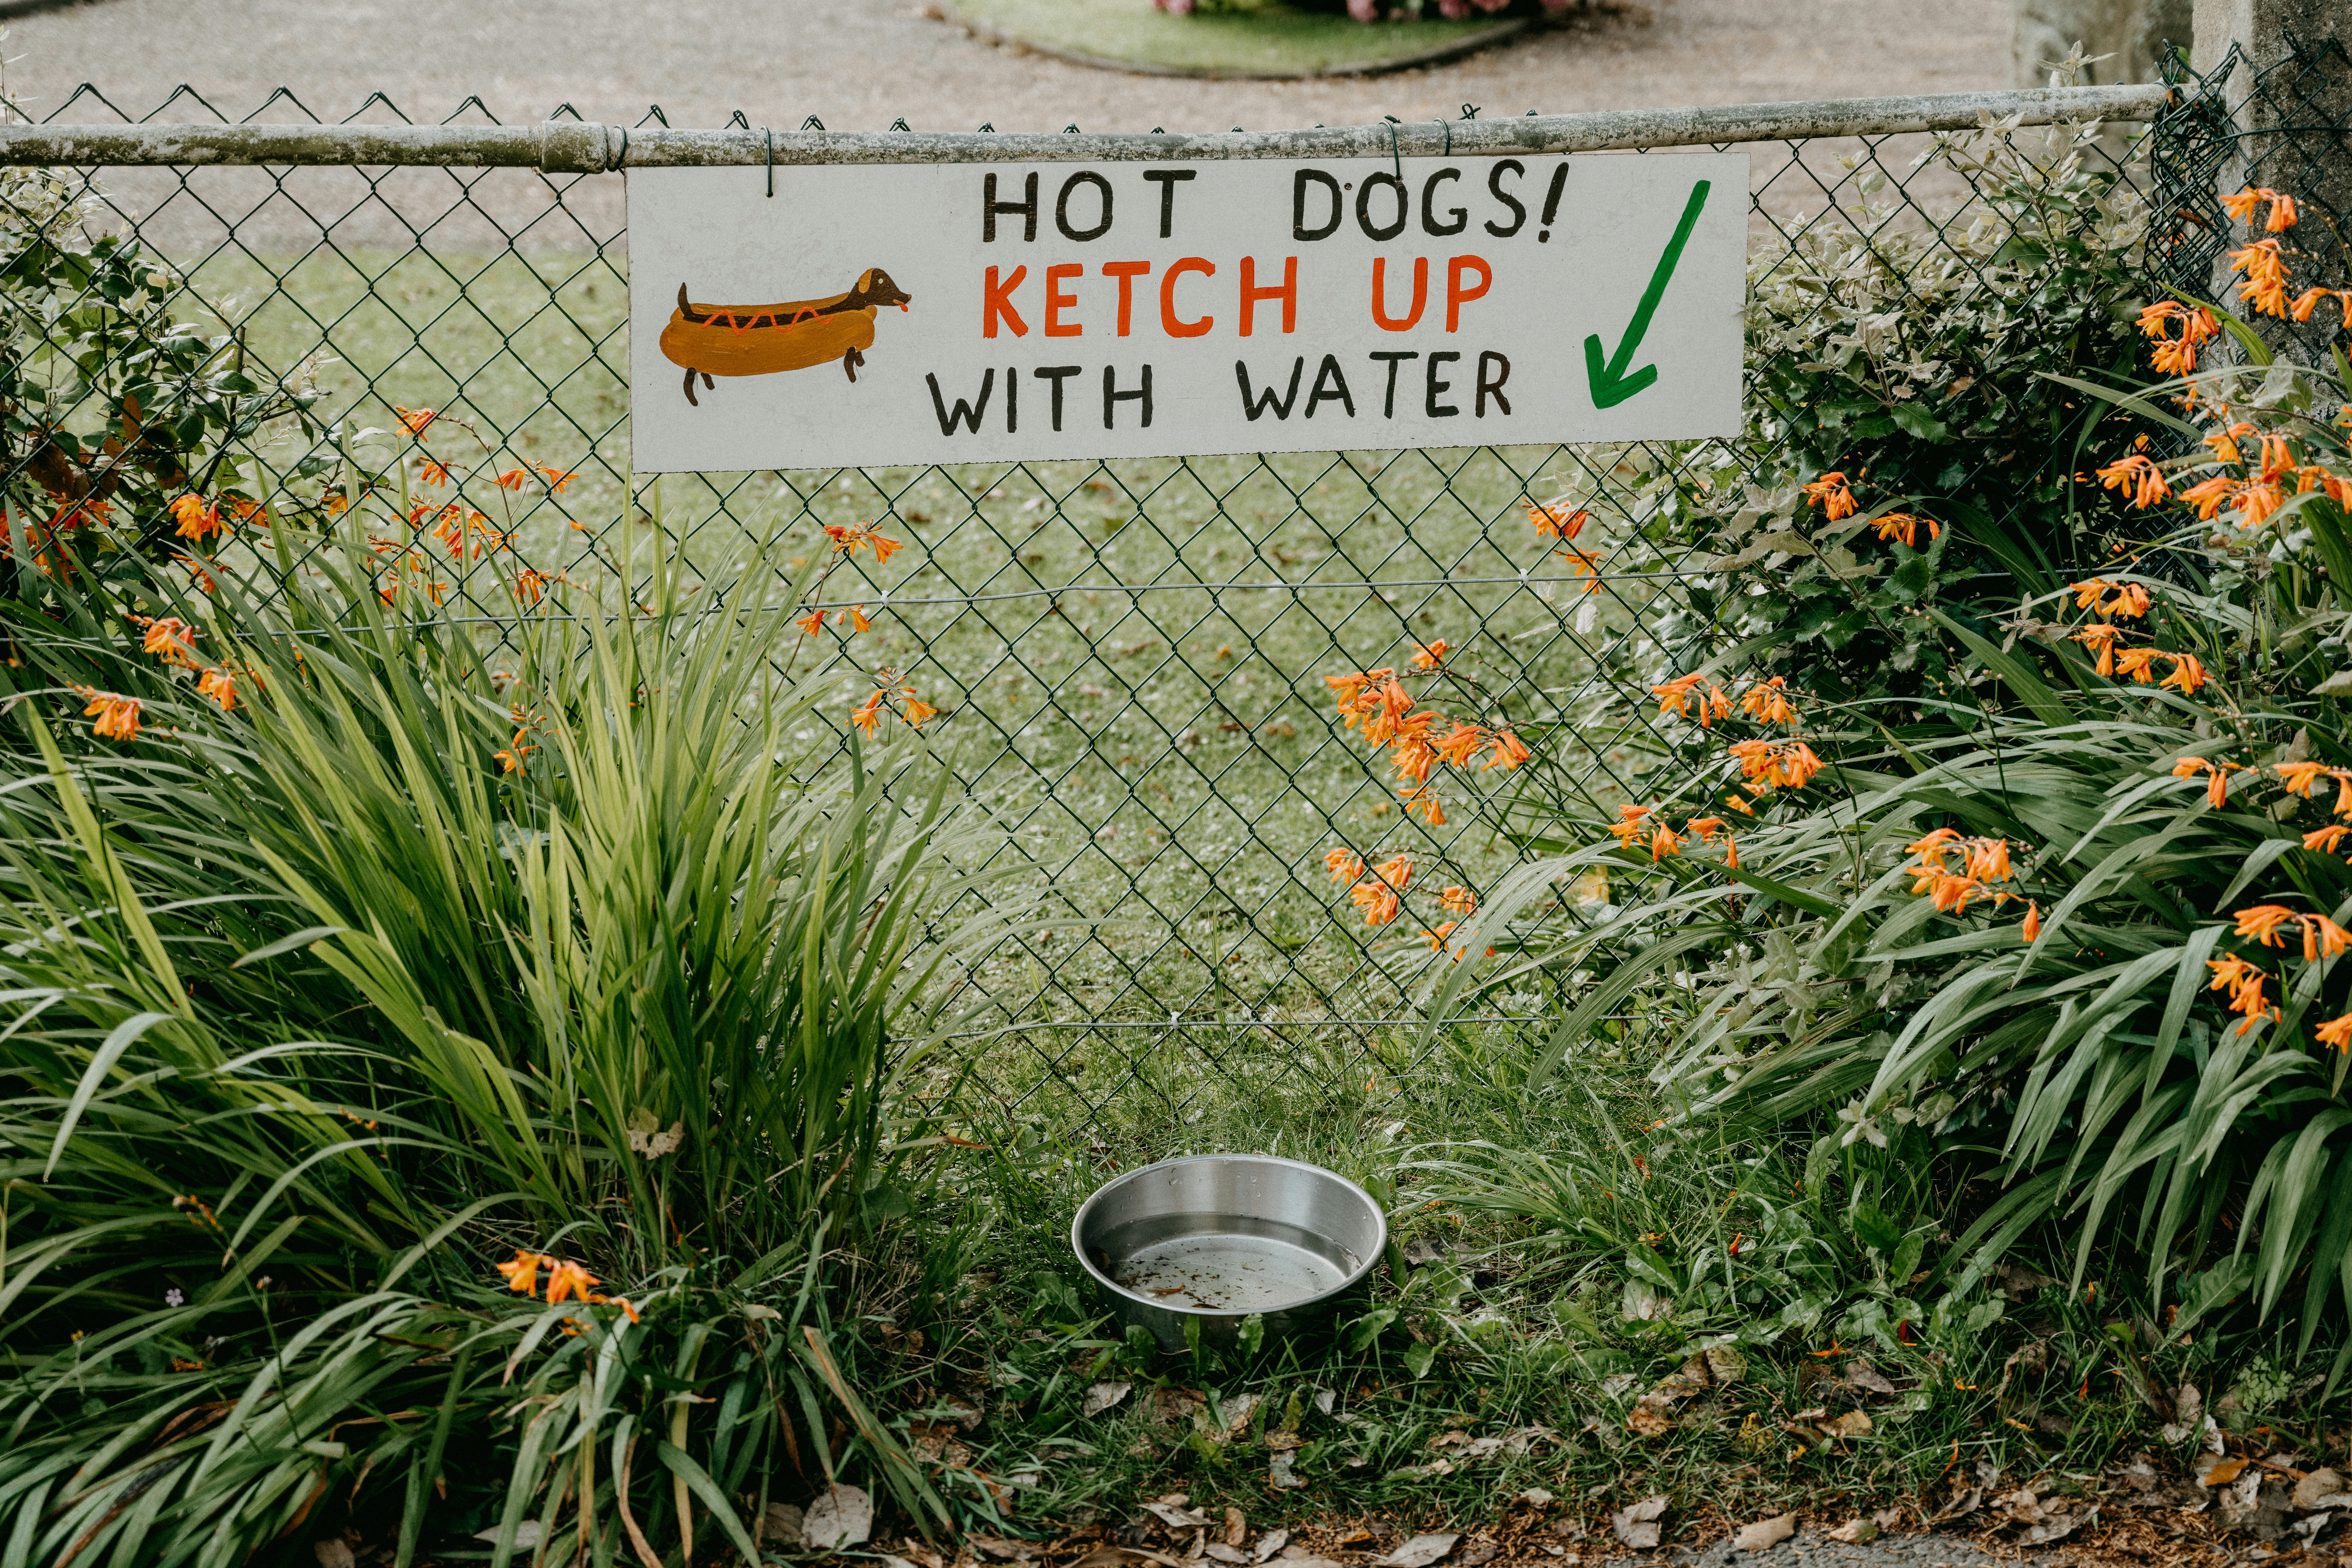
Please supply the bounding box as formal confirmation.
[1729,1514,1795,1552]
[1625,1405,1673,1438]
[1267,1453,1307,1491]
[2295,1468,2352,1511]
[1070,1548,1183,1568]
[2020,1514,2082,1547]
[1825,1518,1878,1544]
[1253,1531,1289,1563]
[1375,1533,1459,1568]
[967,1537,1040,1562]
[1611,1497,1669,1551]
[1929,1486,1983,1527]
[761,1503,805,1548]
[1142,1502,1211,1532]
[802,1484,873,1551]
[1844,1358,1899,1396]
[2198,1456,2250,1488]
[1204,1549,1248,1564]
[1224,1508,1247,1548]
[313,1543,356,1568]
[1823,1410,1872,1439]
[1083,1382,1132,1418]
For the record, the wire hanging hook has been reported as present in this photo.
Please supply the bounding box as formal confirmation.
[764,126,773,197]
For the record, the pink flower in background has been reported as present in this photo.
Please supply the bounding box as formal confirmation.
[1435,0,1471,16]
[1347,0,1379,17]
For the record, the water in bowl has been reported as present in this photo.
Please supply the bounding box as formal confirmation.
[1100,1215,1358,1312]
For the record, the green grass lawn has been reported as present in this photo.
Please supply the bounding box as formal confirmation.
[940,0,1527,80]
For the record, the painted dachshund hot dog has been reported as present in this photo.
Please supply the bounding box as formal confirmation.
[660,268,913,406]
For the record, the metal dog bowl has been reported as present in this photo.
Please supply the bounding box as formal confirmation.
[1072,1154,1387,1351]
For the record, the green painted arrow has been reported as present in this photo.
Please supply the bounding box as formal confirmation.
[1583,177,1711,410]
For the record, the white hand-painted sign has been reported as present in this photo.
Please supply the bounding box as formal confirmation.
[627,150,1747,472]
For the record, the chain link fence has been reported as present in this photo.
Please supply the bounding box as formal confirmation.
[0,57,2288,1142]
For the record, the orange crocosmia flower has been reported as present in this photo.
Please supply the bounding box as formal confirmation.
[2279,761,2330,797]
[514,569,555,605]
[839,605,873,633]
[2231,480,2285,530]
[1400,784,1445,826]
[868,530,903,564]
[1525,502,1588,540]
[2176,475,2238,522]
[167,493,223,541]
[2096,454,2171,509]
[2306,824,2352,854]
[1650,821,1683,862]
[1800,472,1856,521]
[1432,721,1485,768]
[1607,803,1654,849]
[394,406,438,438]
[1906,827,1962,860]
[850,692,885,735]
[74,687,141,743]
[544,1260,600,1305]
[1929,874,1982,914]
[2208,954,2274,1032]
[1739,676,1797,726]
[1871,512,1939,548]
[418,458,452,487]
[1350,879,1402,926]
[1390,725,1441,786]
[902,697,940,728]
[1778,742,1824,790]
[2222,186,2299,232]
[2290,288,2352,327]
[494,743,536,775]
[2255,433,2295,480]
[1425,921,1460,953]
[195,667,238,711]
[1964,838,2012,883]
[494,1249,545,1297]
[2020,901,2041,943]
[1484,730,1531,771]
[1439,884,1476,916]
[1653,673,1705,716]
[2161,652,2210,695]
[534,464,575,493]
[493,468,532,491]
[2138,300,2222,374]
[1325,849,1365,885]
[1410,639,1448,670]
[141,616,198,667]
[2304,915,2352,961]
[1374,854,1413,891]
[2206,421,2256,467]
[1872,512,1929,550]
[2234,904,2299,947]
[1685,816,1728,844]
[2320,1013,2352,1052]
[2229,238,2291,317]
[2072,622,2121,676]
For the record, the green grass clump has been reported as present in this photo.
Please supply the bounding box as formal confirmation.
[0,512,1006,1565]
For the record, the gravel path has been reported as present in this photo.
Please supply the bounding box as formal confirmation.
[7,0,2006,131]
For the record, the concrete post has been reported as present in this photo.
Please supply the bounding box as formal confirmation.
[2192,0,2352,364]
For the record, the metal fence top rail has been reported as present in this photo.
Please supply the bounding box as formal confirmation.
[0,84,2178,172]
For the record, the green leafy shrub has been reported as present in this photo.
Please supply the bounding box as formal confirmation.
[1447,181,2352,1366]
